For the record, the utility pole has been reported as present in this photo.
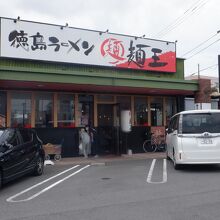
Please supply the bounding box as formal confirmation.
[198,64,200,79]
[218,55,220,109]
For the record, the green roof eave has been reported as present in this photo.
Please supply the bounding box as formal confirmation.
[0,67,198,92]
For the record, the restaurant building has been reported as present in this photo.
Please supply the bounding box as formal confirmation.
[0,17,201,157]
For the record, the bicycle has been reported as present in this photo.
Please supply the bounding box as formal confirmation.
[143,133,166,153]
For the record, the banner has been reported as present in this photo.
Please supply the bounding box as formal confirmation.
[0,17,176,73]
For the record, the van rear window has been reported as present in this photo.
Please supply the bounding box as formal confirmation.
[182,113,220,134]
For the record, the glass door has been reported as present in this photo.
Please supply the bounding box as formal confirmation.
[150,97,163,126]
[97,104,121,155]
[98,104,114,126]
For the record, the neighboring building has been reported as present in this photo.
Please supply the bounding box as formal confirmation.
[185,75,219,91]
[185,75,219,110]
[185,97,218,110]
[0,17,202,156]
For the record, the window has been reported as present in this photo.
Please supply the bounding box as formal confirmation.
[168,116,178,133]
[11,92,31,128]
[0,129,18,146]
[9,133,19,147]
[134,96,148,126]
[78,95,94,127]
[172,116,179,131]
[182,113,220,134]
[35,93,53,128]
[19,129,32,143]
[0,91,6,127]
[166,97,176,125]
[57,94,75,128]
[97,95,114,102]
[116,96,131,110]
[211,99,218,109]
[151,97,163,126]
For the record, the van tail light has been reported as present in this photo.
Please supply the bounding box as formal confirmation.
[179,153,182,160]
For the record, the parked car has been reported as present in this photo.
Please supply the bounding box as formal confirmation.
[166,109,220,169]
[0,128,45,188]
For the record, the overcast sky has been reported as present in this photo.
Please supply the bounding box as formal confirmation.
[0,0,219,77]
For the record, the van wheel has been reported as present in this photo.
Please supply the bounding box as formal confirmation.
[33,156,44,176]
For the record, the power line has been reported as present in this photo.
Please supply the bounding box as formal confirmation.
[188,64,218,76]
[154,0,202,37]
[181,31,220,57]
[158,0,208,38]
[153,0,209,38]
[186,38,220,59]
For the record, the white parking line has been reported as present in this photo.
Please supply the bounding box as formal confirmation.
[146,159,167,184]
[7,165,90,203]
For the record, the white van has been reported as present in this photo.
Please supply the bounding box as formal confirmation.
[166,110,220,169]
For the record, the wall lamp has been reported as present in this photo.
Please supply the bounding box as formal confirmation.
[99,29,109,35]
[60,23,69,30]
[135,34,146,40]
[14,16,20,23]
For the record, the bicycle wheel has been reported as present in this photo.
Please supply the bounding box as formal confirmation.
[45,154,50,160]
[158,141,166,152]
[54,154,61,161]
[143,140,157,152]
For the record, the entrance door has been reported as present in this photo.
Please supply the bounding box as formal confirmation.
[98,104,114,127]
[97,104,120,155]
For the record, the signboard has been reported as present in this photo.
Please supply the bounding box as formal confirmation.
[150,126,165,144]
[0,17,176,73]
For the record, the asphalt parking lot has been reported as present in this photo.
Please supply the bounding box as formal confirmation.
[1,155,220,220]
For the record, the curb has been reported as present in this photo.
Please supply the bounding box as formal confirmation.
[48,153,166,166]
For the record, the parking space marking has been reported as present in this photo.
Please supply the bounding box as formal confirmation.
[7,165,90,203]
[146,159,167,184]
